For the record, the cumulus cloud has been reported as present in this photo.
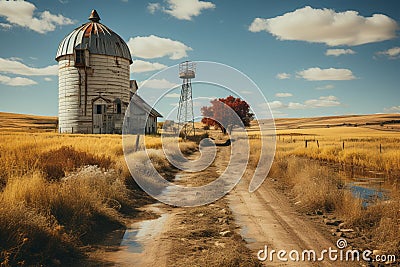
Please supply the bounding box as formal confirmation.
[165,93,181,98]
[297,67,355,81]
[304,95,340,108]
[287,102,306,109]
[326,49,356,56]
[276,72,291,80]
[377,47,400,59]
[138,78,179,89]
[0,57,58,76]
[44,77,53,82]
[148,0,215,20]
[147,3,161,14]
[383,106,400,113]
[128,35,192,60]
[131,60,167,73]
[288,96,341,109]
[0,22,12,29]
[263,95,341,110]
[240,90,253,95]
[275,92,292,98]
[268,101,286,109]
[249,6,398,46]
[0,74,37,86]
[316,84,335,90]
[0,1,75,34]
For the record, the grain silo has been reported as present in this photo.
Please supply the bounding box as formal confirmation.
[55,10,133,134]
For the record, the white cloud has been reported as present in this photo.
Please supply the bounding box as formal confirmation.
[383,106,400,113]
[289,96,341,109]
[127,35,192,60]
[44,77,53,82]
[316,84,335,90]
[268,101,285,109]
[275,92,292,98]
[138,78,179,89]
[147,3,161,14]
[0,22,12,29]
[0,1,75,34]
[276,72,291,80]
[297,67,355,81]
[240,90,253,95]
[377,47,400,59]
[262,95,341,110]
[0,57,58,76]
[165,93,181,98]
[149,0,215,20]
[0,74,37,86]
[8,57,23,62]
[326,49,355,56]
[288,102,306,109]
[249,6,398,46]
[304,95,340,107]
[131,60,167,73]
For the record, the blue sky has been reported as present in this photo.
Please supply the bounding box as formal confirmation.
[0,0,399,118]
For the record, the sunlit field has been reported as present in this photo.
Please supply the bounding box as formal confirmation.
[246,121,400,256]
[0,127,198,266]
[247,123,400,174]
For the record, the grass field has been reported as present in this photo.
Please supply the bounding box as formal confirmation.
[247,114,400,174]
[1,112,399,264]
[245,115,400,256]
[0,112,198,266]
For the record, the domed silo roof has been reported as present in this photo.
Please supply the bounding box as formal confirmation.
[55,10,132,63]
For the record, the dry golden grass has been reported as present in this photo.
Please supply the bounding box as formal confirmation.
[0,112,57,132]
[0,132,164,184]
[246,124,400,173]
[244,120,400,256]
[0,129,197,266]
[267,155,399,255]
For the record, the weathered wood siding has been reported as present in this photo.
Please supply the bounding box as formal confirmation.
[58,54,130,133]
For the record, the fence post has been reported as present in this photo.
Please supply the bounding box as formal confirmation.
[380,144,382,154]
[305,140,308,148]
[342,141,345,150]
[317,140,319,148]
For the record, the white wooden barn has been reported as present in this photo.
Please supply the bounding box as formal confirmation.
[55,10,162,134]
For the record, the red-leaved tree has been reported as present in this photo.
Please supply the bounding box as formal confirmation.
[201,96,254,134]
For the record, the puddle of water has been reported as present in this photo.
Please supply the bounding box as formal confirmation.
[120,212,168,253]
[345,178,389,207]
[103,204,169,266]
[120,229,142,253]
[120,209,168,251]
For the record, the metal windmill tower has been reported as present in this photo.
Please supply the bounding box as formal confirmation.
[177,61,196,139]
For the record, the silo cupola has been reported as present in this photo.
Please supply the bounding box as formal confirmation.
[88,9,100,22]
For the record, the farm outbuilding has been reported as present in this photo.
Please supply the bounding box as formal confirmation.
[55,10,161,134]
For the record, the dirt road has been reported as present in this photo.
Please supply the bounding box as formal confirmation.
[97,145,357,266]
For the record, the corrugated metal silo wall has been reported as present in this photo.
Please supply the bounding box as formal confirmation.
[58,54,130,133]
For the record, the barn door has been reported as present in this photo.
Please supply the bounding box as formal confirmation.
[93,104,106,133]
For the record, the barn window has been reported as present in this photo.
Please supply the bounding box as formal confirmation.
[114,98,122,114]
[95,104,106,114]
[75,49,85,67]
[75,49,90,67]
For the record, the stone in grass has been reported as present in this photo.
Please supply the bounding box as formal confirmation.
[219,230,232,237]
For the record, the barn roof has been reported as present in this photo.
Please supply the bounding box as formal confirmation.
[131,94,163,118]
[55,10,132,63]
